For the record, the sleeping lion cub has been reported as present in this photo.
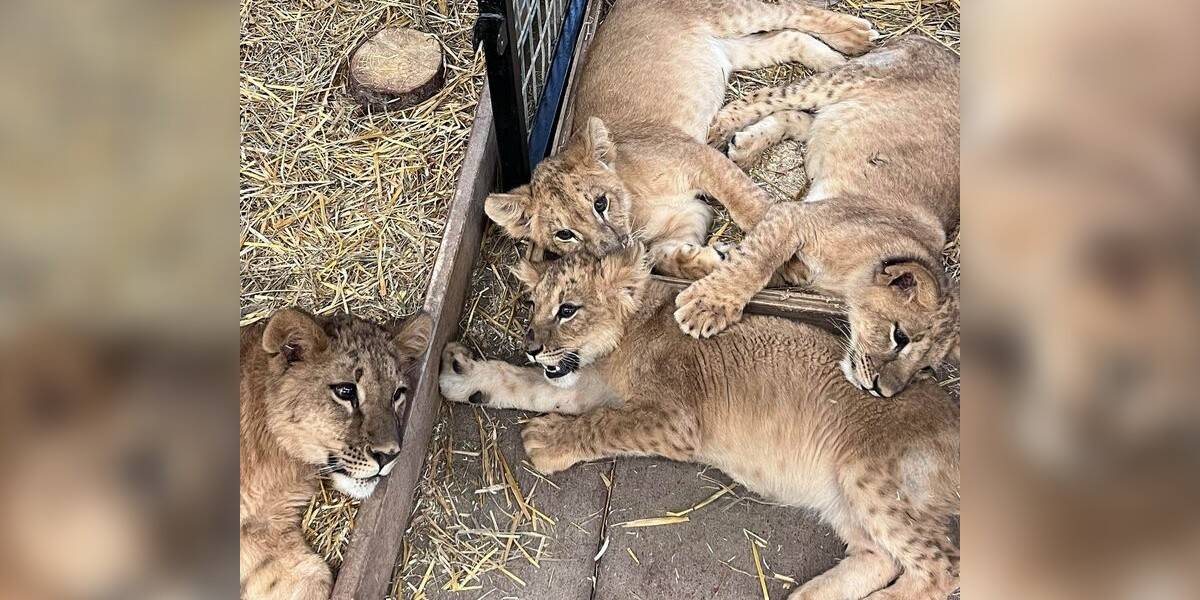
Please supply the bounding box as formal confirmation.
[484,0,878,277]
[439,245,960,600]
[240,308,431,600]
[675,36,960,398]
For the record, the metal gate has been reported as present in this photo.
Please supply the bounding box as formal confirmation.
[475,0,588,186]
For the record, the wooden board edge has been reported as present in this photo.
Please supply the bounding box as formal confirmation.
[651,274,847,328]
[330,82,497,600]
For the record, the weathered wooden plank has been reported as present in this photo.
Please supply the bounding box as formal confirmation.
[330,83,497,600]
[651,275,847,331]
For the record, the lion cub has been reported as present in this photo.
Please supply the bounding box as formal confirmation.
[439,245,960,600]
[675,36,960,397]
[240,308,431,600]
[484,0,878,277]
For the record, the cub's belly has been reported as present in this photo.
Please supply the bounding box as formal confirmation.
[700,436,841,510]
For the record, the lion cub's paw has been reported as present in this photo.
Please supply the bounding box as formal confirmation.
[727,130,771,169]
[777,255,811,287]
[521,415,583,475]
[673,280,746,339]
[707,111,742,148]
[438,342,488,405]
[667,242,734,280]
[815,15,879,57]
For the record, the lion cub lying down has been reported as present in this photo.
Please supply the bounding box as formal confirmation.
[676,36,960,398]
[439,245,960,600]
[485,0,878,277]
[240,308,431,600]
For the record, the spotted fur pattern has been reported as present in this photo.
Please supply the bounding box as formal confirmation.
[675,36,960,397]
[439,246,960,599]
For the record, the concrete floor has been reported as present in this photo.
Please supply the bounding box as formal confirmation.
[408,405,852,600]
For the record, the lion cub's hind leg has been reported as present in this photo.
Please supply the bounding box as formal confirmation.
[708,66,869,146]
[839,462,960,600]
[721,30,846,73]
[707,0,878,57]
[727,109,815,168]
[788,528,900,600]
[522,405,700,475]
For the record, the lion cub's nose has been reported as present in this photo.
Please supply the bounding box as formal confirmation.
[526,337,543,357]
[371,449,398,467]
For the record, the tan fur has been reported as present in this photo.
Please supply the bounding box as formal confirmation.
[675,36,960,397]
[483,0,878,278]
[439,246,960,600]
[240,308,430,600]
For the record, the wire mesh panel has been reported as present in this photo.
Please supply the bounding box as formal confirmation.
[476,0,587,187]
[513,0,570,124]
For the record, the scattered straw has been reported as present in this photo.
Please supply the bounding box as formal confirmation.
[616,515,692,529]
[240,0,485,327]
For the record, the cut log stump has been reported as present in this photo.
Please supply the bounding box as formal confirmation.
[349,28,444,111]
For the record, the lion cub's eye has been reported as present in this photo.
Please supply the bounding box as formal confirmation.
[593,195,609,214]
[555,229,576,242]
[891,323,910,352]
[557,304,579,321]
[330,383,358,408]
[392,385,407,406]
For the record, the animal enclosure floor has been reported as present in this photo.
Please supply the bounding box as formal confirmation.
[394,405,848,599]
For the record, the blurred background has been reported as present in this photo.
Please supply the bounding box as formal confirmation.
[0,0,1197,598]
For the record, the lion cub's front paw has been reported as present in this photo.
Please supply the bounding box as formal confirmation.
[673,279,746,339]
[777,255,810,287]
[438,342,487,405]
[815,15,879,57]
[521,414,583,475]
[666,242,734,280]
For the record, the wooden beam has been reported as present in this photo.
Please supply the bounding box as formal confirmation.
[330,83,497,600]
[651,275,847,331]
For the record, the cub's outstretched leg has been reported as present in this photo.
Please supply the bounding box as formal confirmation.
[727,109,815,168]
[438,343,610,414]
[522,403,700,475]
[840,463,960,600]
[240,526,331,600]
[709,65,870,146]
[721,30,847,73]
[675,200,829,338]
[788,527,900,600]
[708,0,879,56]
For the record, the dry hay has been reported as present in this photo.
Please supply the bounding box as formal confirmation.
[390,404,558,599]
[239,0,483,575]
[240,0,484,328]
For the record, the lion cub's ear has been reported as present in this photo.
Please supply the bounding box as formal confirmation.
[393,313,433,361]
[262,308,328,364]
[572,116,615,169]
[511,259,546,292]
[875,260,940,309]
[484,184,531,238]
[599,242,649,311]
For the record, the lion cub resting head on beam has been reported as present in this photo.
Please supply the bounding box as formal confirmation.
[240,308,431,600]
[676,36,961,398]
[439,245,960,600]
